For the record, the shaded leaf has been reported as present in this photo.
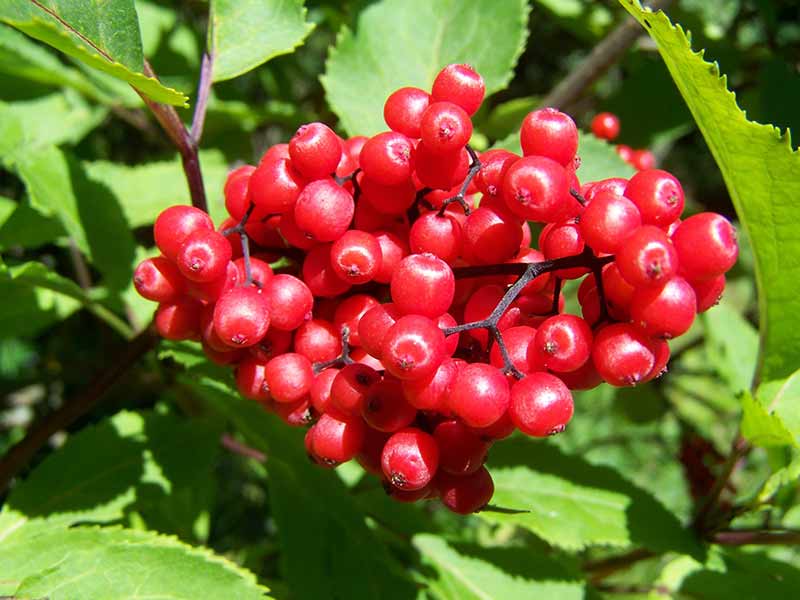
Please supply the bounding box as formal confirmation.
[620,0,800,386]
[753,369,800,444]
[480,438,702,554]
[755,452,800,504]
[702,300,758,394]
[210,0,314,82]
[414,534,585,600]
[322,0,530,136]
[0,526,269,599]
[740,391,796,448]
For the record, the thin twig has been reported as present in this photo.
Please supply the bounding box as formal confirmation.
[692,434,750,531]
[0,325,159,494]
[191,52,214,144]
[221,433,266,462]
[710,528,800,546]
[67,238,91,290]
[540,0,674,110]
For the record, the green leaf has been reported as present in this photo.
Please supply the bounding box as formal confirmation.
[0,410,221,543]
[210,0,314,82]
[136,0,177,57]
[480,438,702,554]
[740,391,796,448]
[83,149,231,228]
[702,300,759,394]
[322,0,530,136]
[0,92,107,159]
[13,145,137,291]
[755,452,800,504]
[0,23,108,99]
[0,2,187,106]
[0,197,66,250]
[0,526,270,599]
[753,369,800,444]
[494,130,636,182]
[620,0,800,386]
[186,375,418,600]
[1,259,132,341]
[414,534,585,600]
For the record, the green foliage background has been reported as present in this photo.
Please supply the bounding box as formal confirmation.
[0,0,799,598]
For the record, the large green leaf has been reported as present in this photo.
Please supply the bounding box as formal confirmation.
[186,375,418,600]
[702,301,759,394]
[0,23,107,99]
[0,1,187,106]
[480,438,702,554]
[210,0,314,82]
[0,92,107,158]
[13,145,137,291]
[83,150,231,228]
[322,0,530,136]
[0,259,132,339]
[0,197,66,250]
[0,410,222,542]
[740,391,797,448]
[0,526,270,599]
[620,0,800,388]
[414,534,585,600]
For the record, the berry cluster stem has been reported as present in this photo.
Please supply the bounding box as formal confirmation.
[312,326,355,374]
[445,248,614,377]
[222,202,259,286]
[437,144,481,216]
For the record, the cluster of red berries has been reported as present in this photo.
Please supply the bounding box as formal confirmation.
[591,112,655,171]
[134,63,738,514]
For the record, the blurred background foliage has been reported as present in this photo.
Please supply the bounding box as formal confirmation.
[0,0,798,596]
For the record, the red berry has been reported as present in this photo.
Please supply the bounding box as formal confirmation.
[391,253,455,318]
[294,319,342,363]
[330,363,382,416]
[691,274,726,312]
[382,428,439,491]
[250,157,306,213]
[509,373,573,436]
[502,156,575,222]
[591,112,621,141]
[409,212,462,263]
[402,358,458,412]
[488,326,541,376]
[154,205,213,262]
[382,315,447,381]
[359,131,415,186]
[431,64,485,116]
[360,176,417,216]
[624,169,684,227]
[630,276,697,338]
[362,378,417,432]
[333,294,379,346]
[671,212,738,280]
[474,149,518,198]
[330,230,382,284]
[233,256,273,288]
[631,149,656,171]
[224,165,255,220]
[309,367,339,414]
[265,353,313,403]
[289,122,341,180]
[236,358,272,403]
[436,467,494,514]
[433,420,489,475]
[592,323,658,386]
[414,143,469,190]
[462,205,524,265]
[384,86,430,138]
[263,274,313,331]
[358,302,401,359]
[448,363,510,428]
[213,287,270,347]
[302,244,352,298]
[133,257,186,303]
[294,178,354,242]
[579,191,642,254]
[533,314,593,372]
[177,229,232,283]
[616,225,679,288]
[311,413,366,466]
[155,298,202,340]
[520,108,579,167]
[420,101,473,154]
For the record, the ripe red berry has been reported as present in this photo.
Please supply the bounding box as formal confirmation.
[330,363,382,416]
[362,378,417,432]
[294,319,342,363]
[236,358,272,403]
[631,149,656,171]
[474,149,518,198]
[579,191,642,254]
[391,253,455,318]
[448,363,510,428]
[461,205,524,265]
[488,326,540,376]
[520,108,579,167]
[302,244,352,298]
[155,298,202,341]
[671,212,738,280]
[177,229,232,283]
[263,274,313,331]
[213,287,270,348]
[691,274,726,312]
[359,131,415,186]
[264,353,313,403]
[358,302,401,359]
[433,420,489,475]
[381,315,447,381]
[133,257,186,303]
[592,323,658,386]
[289,122,342,180]
[382,428,439,491]
[233,256,273,288]
[154,205,214,262]
[224,165,255,220]
[333,294,379,346]
[409,212,462,264]
[624,169,684,227]
[591,112,621,141]
[615,225,679,288]
[420,101,473,154]
[509,373,574,436]
[309,367,339,414]
[533,314,593,372]
[630,276,697,338]
[294,178,354,242]
[402,358,458,412]
[360,176,417,216]
[384,86,430,138]
[330,230,382,284]
[431,64,486,116]
[249,157,306,213]
[436,466,494,514]
[414,143,469,190]
[502,156,574,222]
[311,412,366,466]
